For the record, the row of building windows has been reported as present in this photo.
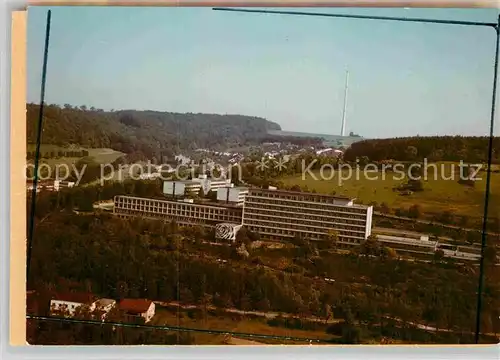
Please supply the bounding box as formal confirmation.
[116,209,240,223]
[114,197,242,223]
[248,190,351,205]
[116,203,235,217]
[113,195,371,242]
[244,202,368,221]
[245,196,368,215]
[115,196,368,219]
[114,209,221,226]
[115,197,242,216]
[246,226,365,243]
[243,220,366,238]
[115,197,222,211]
[243,206,367,225]
[243,211,367,231]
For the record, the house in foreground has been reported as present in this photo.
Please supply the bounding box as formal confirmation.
[93,298,117,320]
[118,298,155,323]
[50,293,116,319]
[50,292,98,317]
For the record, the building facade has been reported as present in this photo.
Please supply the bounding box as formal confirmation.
[118,299,156,323]
[53,180,76,191]
[163,180,199,196]
[216,186,248,207]
[93,298,117,319]
[197,175,231,194]
[162,176,232,197]
[114,185,373,246]
[27,179,75,193]
[242,188,373,245]
[49,293,97,317]
[113,195,243,228]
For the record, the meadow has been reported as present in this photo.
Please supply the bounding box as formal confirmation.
[278,162,500,224]
[26,144,124,167]
[151,307,333,345]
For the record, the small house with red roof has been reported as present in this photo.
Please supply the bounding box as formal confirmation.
[118,298,155,323]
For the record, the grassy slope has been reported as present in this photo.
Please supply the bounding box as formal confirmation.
[278,162,500,222]
[151,308,332,345]
[27,144,124,167]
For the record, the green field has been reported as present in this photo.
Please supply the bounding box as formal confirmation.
[85,148,125,164]
[27,144,124,166]
[151,307,333,345]
[279,162,500,222]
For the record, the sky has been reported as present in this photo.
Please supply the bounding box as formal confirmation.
[27,6,500,138]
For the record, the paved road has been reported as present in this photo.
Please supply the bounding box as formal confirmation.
[376,233,481,261]
[385,316,499,338]
[375,212,499,236]
[228,337,265,345]
[155,301,496,338]
[374,227,481,251]
[155,300,339,324]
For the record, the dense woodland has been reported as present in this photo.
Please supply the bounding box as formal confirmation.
[27,211,500,344]
[27,103,281,160]
[25,104,500,344]
[344,137,500,164]
[27,182,500,344]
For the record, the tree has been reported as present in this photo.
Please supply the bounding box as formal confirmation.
[208,191,218,201]
[290,185,302,192]
[28,190,500,343]
[322,303,333,324]
[379,202,390,214]
[360,235,381,257]
[337,303,364,344]
[358,156,370,166]
[239,294,252,311]
[291,233,305,247]
[466,231,479,244]
[394,208,404,217]
[191,225,205,245]
[439,211,453,224]
[247,229,261,242]
[405,145,418,160]
[327,229,339,250]
[78,196,94,212]
[212,167,222,179]
[255,298,271,312]
[201,293,213,323]
[115,281,129,299]
[458,215,469,227]
[341,323,363,344]
[230,243,250,260]
[235,227,251,245]
[381,246,397,260]
[179,288,194,304]
[484,245,498,265]
[27,103,282,163]
[408,204,421,219]
[434,249,445,263]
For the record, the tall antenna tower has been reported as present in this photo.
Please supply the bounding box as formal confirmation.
[340,70,349,137]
